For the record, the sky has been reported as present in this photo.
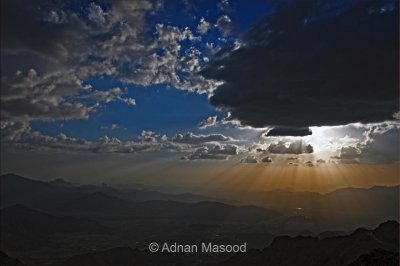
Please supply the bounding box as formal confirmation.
[1,0,399,191]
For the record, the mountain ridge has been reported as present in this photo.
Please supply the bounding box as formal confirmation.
[220,220,399,265]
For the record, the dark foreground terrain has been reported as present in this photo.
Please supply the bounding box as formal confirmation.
[1,174,399,266]
[2,221,398,266]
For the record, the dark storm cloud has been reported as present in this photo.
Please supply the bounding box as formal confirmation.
[264,127,312,137]
[1,0,89,74]
[1,0,154,72]
[203,0,399,129]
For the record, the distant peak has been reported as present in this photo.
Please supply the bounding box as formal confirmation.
[0,173,43,183]
[49,178,66,183]
[49,178,72,186]
[1,173,24,178]
[351,227,369,235]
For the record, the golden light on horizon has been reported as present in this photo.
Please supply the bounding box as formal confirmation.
[201,161,400,194]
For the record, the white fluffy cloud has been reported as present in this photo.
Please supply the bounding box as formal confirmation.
[184,143,240,160]
[89,87,136,105]
[88,2,107,24]
[172,132,232,144]
[198,116,218,129]
[197,17,211,34]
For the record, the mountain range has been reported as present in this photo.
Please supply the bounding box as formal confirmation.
[0,173,222,210]
[4,221,394,266]
[215,185,399,231]
[0,173,398,265]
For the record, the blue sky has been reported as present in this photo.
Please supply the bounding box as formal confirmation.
[31,81,223,140]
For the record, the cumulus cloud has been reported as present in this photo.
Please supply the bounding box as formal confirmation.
[220,112,242,127]
[1,69,93,122]
[332,122,399,164]
[0,121,30,142]
[118,24,220,94]
[261,156,272,163]
[203,1,399,129]
[138,130,158,143]
[18,131,92,152]
[1,69,135,128]
[5,130,185,154]
[197,17,211,34]
[88,2,107,24]
[184,143,239,160]
[2,121,241,158]
[208,143,239,155]
[198,116,218,129]
[242,155,258,163]
[215,15,233,37]
[89,87,136,105]
[268,140,313,154]
[359,125,399,163]
[172,132,232,144]
[333,146,361,160]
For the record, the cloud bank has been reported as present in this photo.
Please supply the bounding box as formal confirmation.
[203,1,399,129]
